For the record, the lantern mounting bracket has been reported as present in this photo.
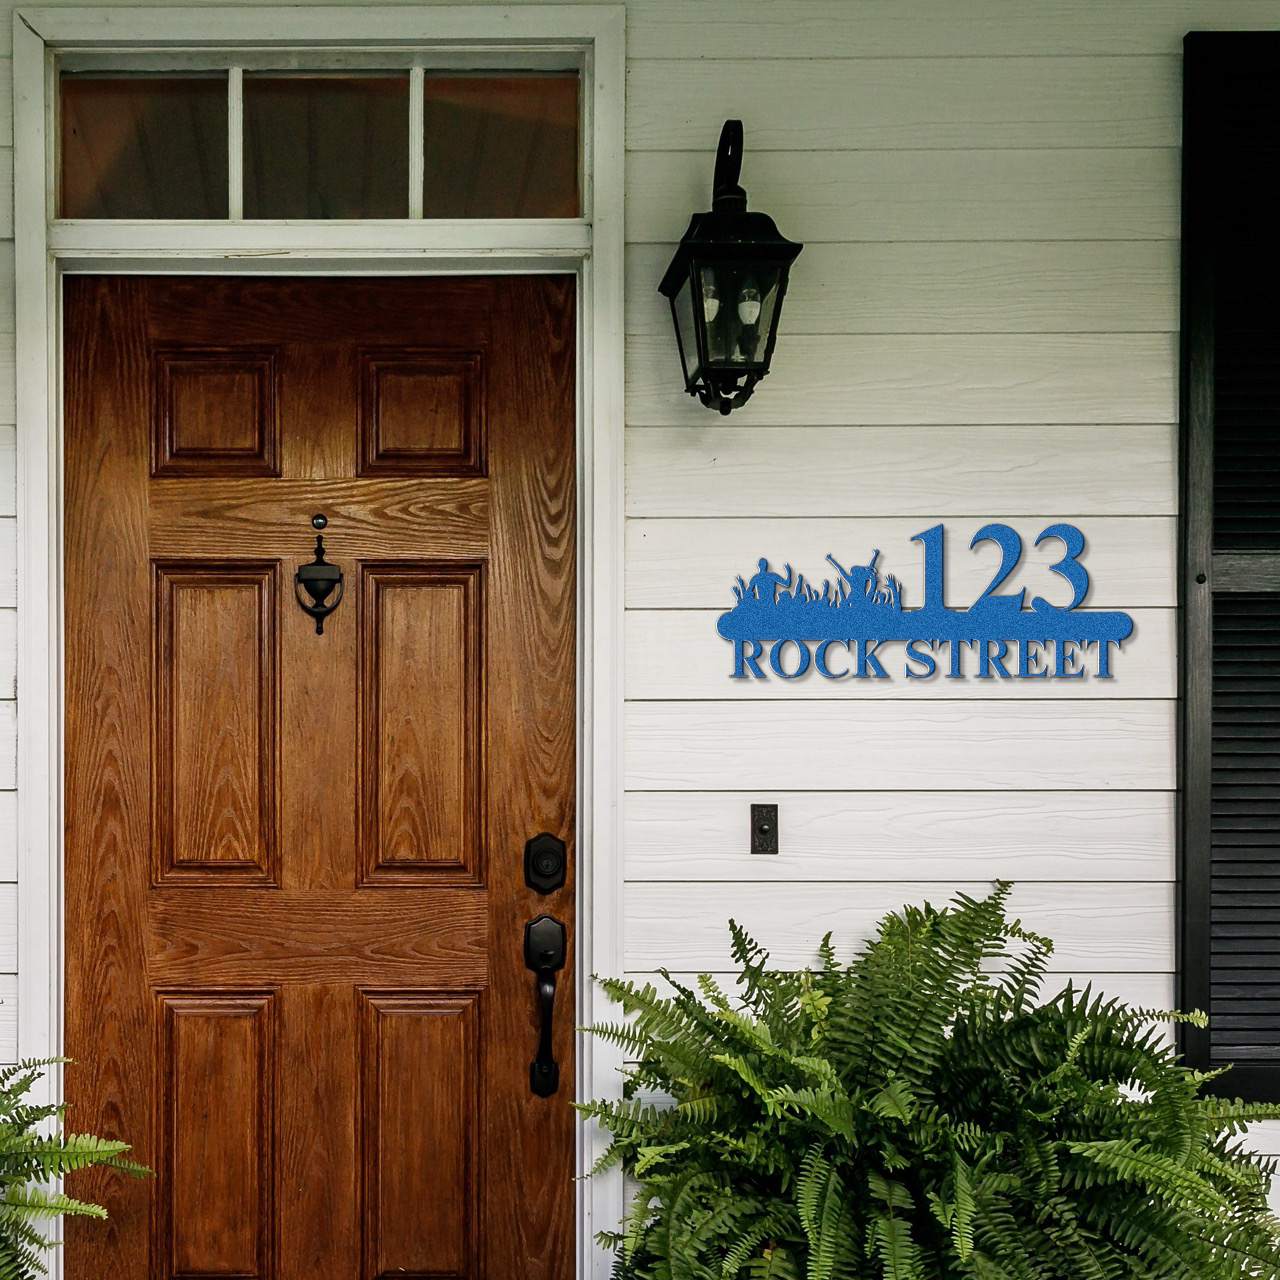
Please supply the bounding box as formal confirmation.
[711,120,746,212]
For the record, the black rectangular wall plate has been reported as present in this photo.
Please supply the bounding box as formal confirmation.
[751,803,779,855]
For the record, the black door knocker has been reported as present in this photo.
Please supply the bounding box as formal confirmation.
[294,514,344,635]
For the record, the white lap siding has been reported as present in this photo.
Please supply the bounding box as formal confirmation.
[1,0,1279,1179]
[615,0,1278,1182]
[621,11,1183,1010]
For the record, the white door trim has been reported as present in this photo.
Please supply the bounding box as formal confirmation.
[13,9,625,1277]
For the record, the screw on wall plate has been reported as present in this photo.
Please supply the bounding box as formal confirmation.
[751,803,778,855]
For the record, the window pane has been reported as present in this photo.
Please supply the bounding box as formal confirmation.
[422,75,579,218]
[61,76,229,219]
[243,75,409,219]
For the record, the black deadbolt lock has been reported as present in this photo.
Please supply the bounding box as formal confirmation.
[524,833,567,894]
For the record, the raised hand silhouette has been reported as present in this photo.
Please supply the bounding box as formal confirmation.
[746,557,792,602]
[825,550,880,602]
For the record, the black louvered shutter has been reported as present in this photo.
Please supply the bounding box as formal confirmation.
[1181,33,1280,1098]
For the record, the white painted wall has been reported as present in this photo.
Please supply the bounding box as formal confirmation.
[3,0,1280,1172]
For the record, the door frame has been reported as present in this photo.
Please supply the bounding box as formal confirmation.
[13,8,625,1277]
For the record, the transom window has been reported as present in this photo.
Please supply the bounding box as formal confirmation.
[60,67,580,220]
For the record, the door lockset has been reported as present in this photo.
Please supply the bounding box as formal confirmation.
[524,833,567,894]
[524,914,566,1097]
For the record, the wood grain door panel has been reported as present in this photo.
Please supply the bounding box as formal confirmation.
[358,348,487,477]
[359,563,485,885]
[153,561,279,884]
[64,276,576,1280]
[153,346,280,477]
[158,992,276,1280]
[358,991,481,1279]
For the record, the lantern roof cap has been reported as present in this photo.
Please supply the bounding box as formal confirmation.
[659,208,802,297]
[659,120,802,297]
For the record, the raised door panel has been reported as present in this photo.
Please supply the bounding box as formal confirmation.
[154,563,279,883]
[359,565,483,884]
[358,349,486,477]
[158,993,275,1280]
[359,993,480,1280]
[153,347,279,477]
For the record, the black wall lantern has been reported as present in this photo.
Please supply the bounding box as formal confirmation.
[659,120,803,415]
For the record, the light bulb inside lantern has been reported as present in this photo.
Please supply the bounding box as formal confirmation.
[702,280,720,323]
[737,281,762,326]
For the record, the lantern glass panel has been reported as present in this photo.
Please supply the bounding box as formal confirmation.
[670,272,701,388]
[697,264,783,371]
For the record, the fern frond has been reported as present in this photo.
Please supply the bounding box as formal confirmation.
[582,887,1280,1280]
[0,1185,107,1221]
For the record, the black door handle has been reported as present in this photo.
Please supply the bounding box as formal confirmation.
[524,914,566,1097]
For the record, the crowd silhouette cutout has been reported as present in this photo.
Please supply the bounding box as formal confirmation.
[718,532,1134,679]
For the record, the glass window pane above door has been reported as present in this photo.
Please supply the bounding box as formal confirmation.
[58,67,583,221]
[422,75,580,218]
[243,75,410,219]
[60,75,229,218]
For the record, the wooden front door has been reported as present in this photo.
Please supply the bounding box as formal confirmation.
[63,276,576,1280]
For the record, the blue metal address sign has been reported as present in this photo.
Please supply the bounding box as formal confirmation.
[717,523,1133,680]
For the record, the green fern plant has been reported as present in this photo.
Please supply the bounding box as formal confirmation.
[580,883,1280,1280]
[0,1058,148,1280]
